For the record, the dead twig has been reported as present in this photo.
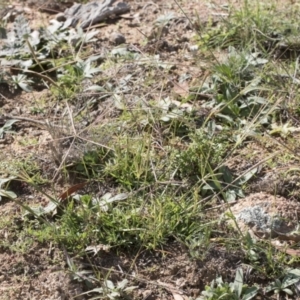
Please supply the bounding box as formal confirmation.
[1,114,66,129]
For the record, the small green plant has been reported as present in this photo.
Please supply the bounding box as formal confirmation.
[11,74,33,92]
[19,161,49,185]
[0,119,18,139]
[199,268,258,300]
[51,56,101,100]
[265,269,300,297]
[0,13,101,94]
[0,177,17,201]
[199,48,271,125]
[79,279,137,299]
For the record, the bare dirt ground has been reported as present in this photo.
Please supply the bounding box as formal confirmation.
[0,0,298,299]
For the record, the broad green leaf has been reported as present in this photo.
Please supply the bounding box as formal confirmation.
[0,189,17,200]
[225,189,237,202]
[113,94,126,110]
[233,268,243,297]
[216,113,234,123]
[0,120,18,138]
[124,285,138,292]
[105,280,115,290]
[287,269,300,277]
[18,82,33,92]
[85,85,106,92]
[282,288,293,295]
[238,167,258,184]
[242,286,259,300]
[108,291,120,298]
[0,177,16,186]
[117,279,128,290]
[221,166,233,183]
[160,116,170,122]
[281,276,300,289]
[23,201,58,217]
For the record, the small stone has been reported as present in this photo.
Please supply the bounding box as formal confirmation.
[55,13,66,22]
[189,45,199,52]
[109,32,126,45]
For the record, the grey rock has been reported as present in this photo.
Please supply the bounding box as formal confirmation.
[64,0,130,29]
[237,205,282,232]
[109,32,126,45]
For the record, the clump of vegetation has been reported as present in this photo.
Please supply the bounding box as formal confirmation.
[199,268,258,300]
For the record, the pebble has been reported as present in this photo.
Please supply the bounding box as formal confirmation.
[109,32,126,45]
[55,12,66,22]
